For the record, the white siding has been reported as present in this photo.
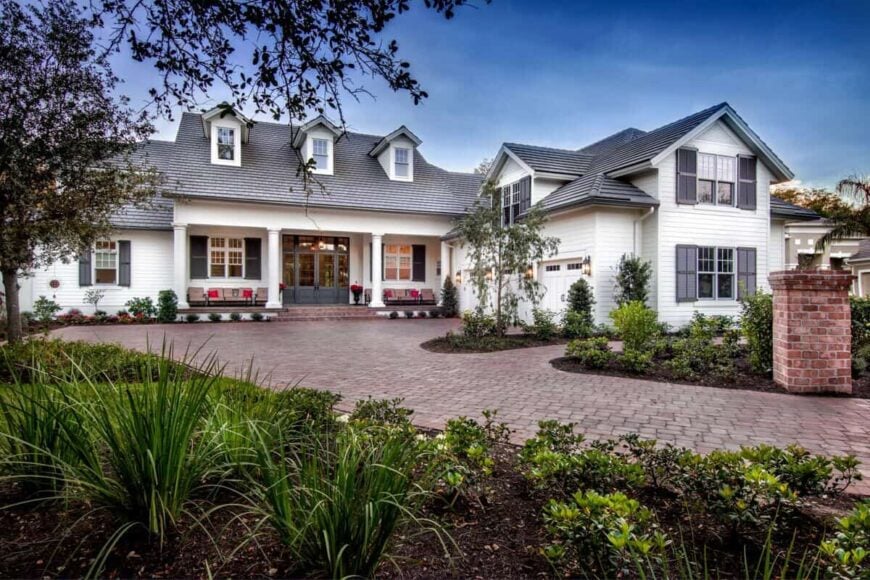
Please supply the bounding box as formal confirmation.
[532,177,567,205]
[654,120,772,327]
[22,229,174,314]
[631,170,660,312]
[769,220,785,273]
[495,156,528,188]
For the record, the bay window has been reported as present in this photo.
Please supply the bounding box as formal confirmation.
[384,244,412,281]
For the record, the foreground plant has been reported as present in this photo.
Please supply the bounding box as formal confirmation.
[819,499,870,578]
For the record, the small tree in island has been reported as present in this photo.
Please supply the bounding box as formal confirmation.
[456,181,559,336]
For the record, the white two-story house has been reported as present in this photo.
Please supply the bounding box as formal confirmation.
[18,102,815,326]
[453,102,816,325]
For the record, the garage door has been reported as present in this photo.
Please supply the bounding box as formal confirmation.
[539,260,585,313]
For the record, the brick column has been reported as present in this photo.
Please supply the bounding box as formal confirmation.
[769,270,853,394]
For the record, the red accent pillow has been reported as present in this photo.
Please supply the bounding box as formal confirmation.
[384,290,393,298]
[410,289,420,298]
[208,289,219,299]
[242,289,253,298]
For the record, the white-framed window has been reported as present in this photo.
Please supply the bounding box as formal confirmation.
[210,237,244,278]
[394,147,410,178]
[567,263,582,271]
[312,138,329,171]
[698,153,736,206]
[94,240,118,285]
[545,264,560,272]
[217,127,235,161]
[698,246,735,300]
[384,244,412,281]
[502,185,512,226]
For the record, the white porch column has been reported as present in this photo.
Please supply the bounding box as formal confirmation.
[266,228,282,309]
[439,241,450,305]
[369,233,385,307]
[173,223,189,309]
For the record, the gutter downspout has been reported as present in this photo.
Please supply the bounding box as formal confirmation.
[633,207,656,255]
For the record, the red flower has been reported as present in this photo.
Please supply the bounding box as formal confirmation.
[350,284,363,293]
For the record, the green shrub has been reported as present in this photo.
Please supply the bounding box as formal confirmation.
[83,288,106,313]
[666,316,740,381]
[404,310,415,318]
[208,312,222,322]
[250,312,264,322]
[850,296,870,377]
[563,310,593,339]
[389,311,399,319]
[819,499,870,578]
[185,313,200,323]
[523,308,559,340]
[252,425,426,578]
[740,290,773,373]
[32,296,61,323]
[610,301,659,353]
[542,490,667,575]
[441,276,459,318]
[417,311,428,318]
[619,349,653,374]
[229,312,242,322]
[428,309,441,318]
[565,278,595,332]
[125,296,157,318]
[613,253,652,306]
[565,337,613,369]
[519,419,586,462]
[350,396,414,427]
[461,310,498,339]
[521,443,644,496]
[156,290,178,323]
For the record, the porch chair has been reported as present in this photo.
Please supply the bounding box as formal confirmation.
[254,287,269,306]
[420,289,436,305]
[364,289,372,305]
[206,288,225,305]
[188,287,207,306]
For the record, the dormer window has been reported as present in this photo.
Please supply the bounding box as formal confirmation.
[217,127,235,161]
[394,148,410,178]
[312,138,330,171]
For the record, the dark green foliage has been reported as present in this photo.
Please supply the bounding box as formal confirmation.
[564,278,595,338]
[404,310,415,318]
[185,313,200,323]
[850,296,870,376]
[613,254,652,306]
[208,312,222,322]
[563,310,593,339]
[125,297,157,318]
[460,310,498,338]
[156,290,178,323]
[619,349,653,374]
[666,313,740,380]
[229,312,242,322]
[610,301,659,353]
[428,309,441,318]
[819,499,870,578]
[389,311,399,319]
[417,311,427,318]
[523,308,559,340]
[350,397,414,427]
[565,337,613,369]
[740,289,774,373]
[440,276,458,318]
[32,296,60,323]
[250,312,264,322]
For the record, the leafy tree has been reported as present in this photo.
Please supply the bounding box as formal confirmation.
[613,254,652,307]
[457,181,560,335]
[440,276,459,318]
[474,158,494,175]
[816,175,870,250]
[564,278,595,336]
[0,0,158,342]
[773,185,853,219]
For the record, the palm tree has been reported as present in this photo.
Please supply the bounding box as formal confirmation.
[815,175,870,250]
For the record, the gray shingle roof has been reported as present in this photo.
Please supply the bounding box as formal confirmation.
[577,128,647,155]
[157,113,480,216]
[503,143,594,176]
[770,196,819,220]
[538,173,658,213]
[849,239,870,263]
[111,140,176,230]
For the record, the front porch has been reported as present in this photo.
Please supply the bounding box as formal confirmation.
[172,223,454,311]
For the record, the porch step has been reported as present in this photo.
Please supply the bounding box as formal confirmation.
[274,306,382,322]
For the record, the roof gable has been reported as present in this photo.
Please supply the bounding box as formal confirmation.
[368,125,422,157]
[500,143,594,177]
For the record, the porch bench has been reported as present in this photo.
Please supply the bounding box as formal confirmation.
[189,287,259,306]
[383,289,438,306]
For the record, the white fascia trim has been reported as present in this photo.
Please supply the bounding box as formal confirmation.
[536,171,580,180]
[490,145,535,179]
[649,106,794,182]
[369,125,422,157]
[292,115,341,148]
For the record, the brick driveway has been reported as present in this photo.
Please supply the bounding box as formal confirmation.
[54,319,870,493]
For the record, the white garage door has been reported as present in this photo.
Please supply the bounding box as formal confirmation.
[539,260,585,314]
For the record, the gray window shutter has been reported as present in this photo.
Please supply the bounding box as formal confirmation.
[78,251,92,287]
[737,247,757,299]
[676,149,698,205]
[190,235,209,279]
[676,244,698,302]
[118,240,131,287]
[737,155,757,210]
[412,245,426,282]
[244,238,262,280]
[520,176,532,215]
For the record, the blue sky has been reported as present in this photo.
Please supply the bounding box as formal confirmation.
[116,0,869,187]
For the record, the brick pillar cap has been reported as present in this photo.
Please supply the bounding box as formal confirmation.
[769,270,855,291]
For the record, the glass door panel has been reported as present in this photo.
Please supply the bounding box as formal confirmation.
[282,252,296,304]
[296,254,316,304]
[317,254,337,304]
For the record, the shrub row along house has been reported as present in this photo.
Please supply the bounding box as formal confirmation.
[18,103,816,325]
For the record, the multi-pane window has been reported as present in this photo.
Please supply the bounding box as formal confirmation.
[394,147,410,178]
[566,263,582,270]
[94,241,118,284]
[384,244,412,281]
[210,237,244,278]
[698,153,736,206]
[698,246,735,299]
[545,264,560,272]
[312,138,329,170]
[501,182,522,226]
[217,127,235,160]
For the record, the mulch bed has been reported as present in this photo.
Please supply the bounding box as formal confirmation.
[421,334,566,353]
[2,444,862,579]
[551,355,870,399]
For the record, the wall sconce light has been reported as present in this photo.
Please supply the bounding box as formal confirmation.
[455,271,462,285]
[525,265,534,279]
[581,256,592,276]
[485,269,493,282]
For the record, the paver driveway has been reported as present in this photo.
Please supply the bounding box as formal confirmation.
[54,319,870,493]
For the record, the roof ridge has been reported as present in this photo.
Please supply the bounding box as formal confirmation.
[505,142,591,156]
